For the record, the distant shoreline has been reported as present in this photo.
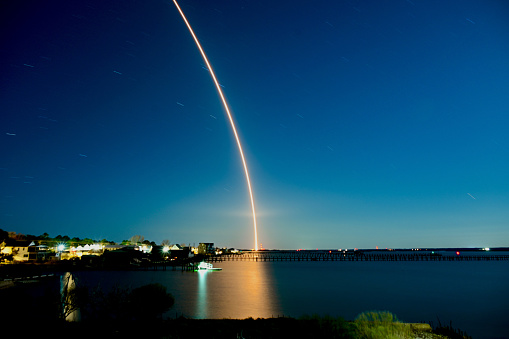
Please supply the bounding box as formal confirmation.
[2,247,509,280]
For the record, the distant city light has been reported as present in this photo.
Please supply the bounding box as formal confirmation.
[57,244,65,252]
[137,245,151,253]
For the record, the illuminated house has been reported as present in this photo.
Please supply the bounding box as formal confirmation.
[198,243,214,255]
[169,244,183,250]
[104,244,126,251]
[1,240,50,262]
[64,244,105,259]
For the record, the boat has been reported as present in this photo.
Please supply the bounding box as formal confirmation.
[195,261,222,271]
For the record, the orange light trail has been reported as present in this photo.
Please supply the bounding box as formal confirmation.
[173,0,259,251]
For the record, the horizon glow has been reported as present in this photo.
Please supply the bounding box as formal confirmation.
[172,0,259,251]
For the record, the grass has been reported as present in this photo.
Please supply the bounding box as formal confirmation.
[353,311,413,339]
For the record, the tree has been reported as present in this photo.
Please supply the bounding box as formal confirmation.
[161,239,171,247]
[26,234,37,240]
[0,235,15,261]
[130,235,144,245]
[10,232,26,240]
[16,233,26,240]
[0,228,8,242]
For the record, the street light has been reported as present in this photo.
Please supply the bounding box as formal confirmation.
[57,244,65,260]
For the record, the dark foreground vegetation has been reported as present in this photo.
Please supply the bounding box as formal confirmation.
[2,315,470,339]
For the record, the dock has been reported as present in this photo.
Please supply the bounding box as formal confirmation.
[206,250,509,262]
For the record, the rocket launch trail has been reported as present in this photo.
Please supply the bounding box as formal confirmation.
[172,0,259,251]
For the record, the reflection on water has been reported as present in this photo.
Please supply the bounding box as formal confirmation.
[193,261,280,319]
[61,272,81,322]
[196,270,208,318]
[74,261,281,319]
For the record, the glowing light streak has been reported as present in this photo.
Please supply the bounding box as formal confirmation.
[173,0,259,251]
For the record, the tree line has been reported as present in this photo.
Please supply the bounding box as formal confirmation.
[0,228,175,248]
[0,228,116,246]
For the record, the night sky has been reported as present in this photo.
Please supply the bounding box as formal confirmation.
[1,0,508,249]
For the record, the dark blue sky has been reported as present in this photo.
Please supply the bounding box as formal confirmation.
[1,0,508,249]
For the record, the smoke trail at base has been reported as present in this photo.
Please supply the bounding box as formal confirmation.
[172,0,259,251]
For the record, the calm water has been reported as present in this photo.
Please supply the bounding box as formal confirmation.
[74,260,509,339]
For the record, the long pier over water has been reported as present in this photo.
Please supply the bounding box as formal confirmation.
[207,250,509,262]
[2,250,507,279]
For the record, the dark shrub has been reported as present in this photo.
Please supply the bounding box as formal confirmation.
[129,283,175,320]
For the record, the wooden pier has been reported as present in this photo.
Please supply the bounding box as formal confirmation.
[124,251,509,271]
[143,257,202,271]
[206,251,509,263]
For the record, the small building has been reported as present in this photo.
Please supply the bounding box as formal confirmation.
[198,243,214,255]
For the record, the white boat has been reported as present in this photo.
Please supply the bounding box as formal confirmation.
[196,261,222,271]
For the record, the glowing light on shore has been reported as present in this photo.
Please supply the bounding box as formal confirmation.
[173,0,259,250]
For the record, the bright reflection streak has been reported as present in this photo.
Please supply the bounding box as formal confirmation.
[194,262,279,318]
[173,0,259,250]
[196,270,209,318]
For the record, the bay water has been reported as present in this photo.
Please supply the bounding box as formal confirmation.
[74,260,509,339]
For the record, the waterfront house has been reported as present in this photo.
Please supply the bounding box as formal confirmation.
[0,240,50,262]
[170,245,191,259]
[169,244,183,250]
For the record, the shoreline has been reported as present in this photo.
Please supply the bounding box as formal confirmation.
[0,316,457,339]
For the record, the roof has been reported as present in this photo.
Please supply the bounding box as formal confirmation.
[1,239,34,247]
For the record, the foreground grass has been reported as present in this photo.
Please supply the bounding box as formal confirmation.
[46,313,467,339]
[354,310,414,338]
